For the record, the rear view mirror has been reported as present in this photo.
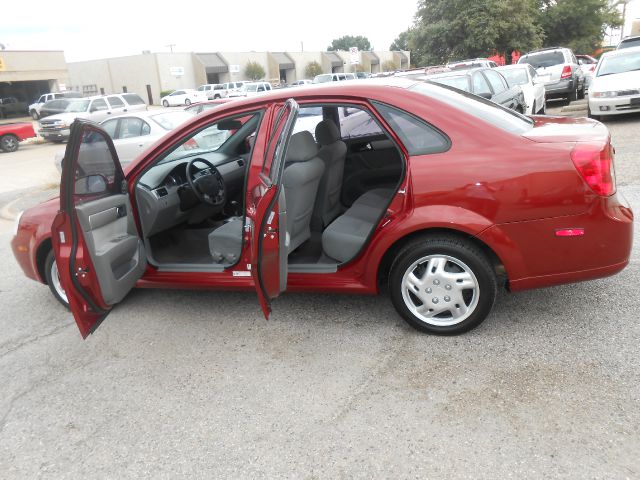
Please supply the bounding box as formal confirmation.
[218,119,242,130]
[75,174,108,195]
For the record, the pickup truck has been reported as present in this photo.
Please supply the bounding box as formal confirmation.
[0,97,29,119]
[0,122,36,152]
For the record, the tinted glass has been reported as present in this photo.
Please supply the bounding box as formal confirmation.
[74,128,122,197]
[484,70,507,93]
[122,94,145,105]
[150,111,192,130]
[431,75,470,91]
[119,117,145,137]
[91,99,108,111]
[410,82,533,134]
[518,51,565,68]
[339,107,383,139]
[101,119,118,138]
[472,73,492,95]
[374,102,449,155]
[107,96,125,108]
[618,37,640,49]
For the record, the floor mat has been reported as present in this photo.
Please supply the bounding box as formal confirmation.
[150,228,214,264]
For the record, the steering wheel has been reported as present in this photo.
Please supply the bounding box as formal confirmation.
[186,158,226,206]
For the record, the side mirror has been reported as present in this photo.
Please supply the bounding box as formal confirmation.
[75,174,108,195]
[478,92,492,99]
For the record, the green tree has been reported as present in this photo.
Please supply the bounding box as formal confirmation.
[304,61,323,78]
[328,35,371,51]
[245,61,265,80]
[539,0,622,53]
[408,0,543,66]
[390,29,412,51]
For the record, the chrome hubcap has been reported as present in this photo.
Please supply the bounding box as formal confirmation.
[401,255,479,326]
[51,260,68,304]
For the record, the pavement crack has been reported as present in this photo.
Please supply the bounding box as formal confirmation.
[0,322,74,359]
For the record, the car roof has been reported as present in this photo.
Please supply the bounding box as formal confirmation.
[427,67,488,79]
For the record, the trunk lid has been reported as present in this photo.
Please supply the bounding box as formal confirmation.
[523,116,609,144]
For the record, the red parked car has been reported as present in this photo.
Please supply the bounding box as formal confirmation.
[0,122,36,152]
[11,79,633,337]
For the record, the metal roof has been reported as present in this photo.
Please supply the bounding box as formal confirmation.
[323,51,343,67]
[196,53,229,74]
[270,52,295,70]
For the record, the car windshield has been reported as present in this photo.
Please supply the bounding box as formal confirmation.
[65,99,90,112]
[429,75,470,91]
[597,51,640,76]
[498,68,529,86]
[313,74,333,83]
[619,37,640,49]
[519,51,564,69]
[409,81,534,134]
[151,111,193,130]
[245,84,258,92]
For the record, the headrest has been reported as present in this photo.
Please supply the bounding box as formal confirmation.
[285,131,319,162]
[315,119,341,146]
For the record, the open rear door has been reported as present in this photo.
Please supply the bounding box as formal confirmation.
[51,119,147,338]
[249,99,298,318]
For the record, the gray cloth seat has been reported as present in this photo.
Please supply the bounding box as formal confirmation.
[322,188,394,263]
[208,217,243,264]
[312,120,347,228]
[283,131,325,253]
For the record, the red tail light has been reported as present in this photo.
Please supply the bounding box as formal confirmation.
[560,65,572,79]
[570,143,616,196]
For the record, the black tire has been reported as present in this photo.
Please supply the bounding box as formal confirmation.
[578,85,585,100]
[185,98,191,106]
[587,107,600,121]
[163,100,169,107]
[0,134,19,153]
[214,94,221,99]
[389,235,497,335]
[44,250,69,308]
[30,110,40,120]
[568,86,578,102]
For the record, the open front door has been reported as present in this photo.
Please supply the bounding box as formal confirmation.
[51,119,147,338]
[249,99,298,318]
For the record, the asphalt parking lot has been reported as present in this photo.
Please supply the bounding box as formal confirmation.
[0,101,639,478]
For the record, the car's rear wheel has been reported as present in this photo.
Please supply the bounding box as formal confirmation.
[162,100,169,107]
[185,98,191,106]
[214,94,221,99]
[0,134,19,153]
[389,236,497,335]
[44,250,69,308]
[578,84,585,100]
[568,86,578,102]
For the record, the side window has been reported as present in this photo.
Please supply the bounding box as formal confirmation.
[174,91,184,96]
[91,99,109,112]
[141,121,151,135]
[472,73,492,96]
[122,94,145,105]
[107,96,125,109]
[101,119,119,139]
[339,106,383,139]
[73,128,123,198]
[292,106,324,137]
[528,65,536,79]
[257,85,265,92]
[373,102,450,155]
[119,117,144,138]
[484,70,507,93]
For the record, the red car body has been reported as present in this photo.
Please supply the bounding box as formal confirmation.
[0,122,36,152]
[11,78,633,337]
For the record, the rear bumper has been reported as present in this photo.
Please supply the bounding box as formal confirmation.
[544,79,574,97]
[478,192,633,292]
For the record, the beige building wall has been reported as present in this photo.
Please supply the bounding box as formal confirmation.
[288,52,324,80]
[0,50,68,87]
[218,52,271,83]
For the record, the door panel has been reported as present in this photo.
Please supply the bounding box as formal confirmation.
[52,119,146,338]
[341,135,403,206]
[248,99,298,318]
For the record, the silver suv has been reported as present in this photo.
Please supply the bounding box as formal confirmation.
[517,47,585,101]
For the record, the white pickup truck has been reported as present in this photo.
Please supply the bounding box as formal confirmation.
[29,91,82,120]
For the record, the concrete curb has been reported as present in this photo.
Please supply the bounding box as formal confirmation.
[0,196,24,221]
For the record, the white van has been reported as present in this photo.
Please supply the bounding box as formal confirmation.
[197,84,227,99]
[313,73,357,83]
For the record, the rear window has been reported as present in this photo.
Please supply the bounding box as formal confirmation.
[618,37,640,49]
[409,82,534,134]
[122,94,145,105]
[430,75,470,92]
[518,51,565,69]
[373,102,449,155]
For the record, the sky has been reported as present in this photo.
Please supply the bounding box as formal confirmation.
[1,0,419,62]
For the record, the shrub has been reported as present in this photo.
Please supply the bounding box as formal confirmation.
[382,60,397,72]
[245,61,265,81]
[305,61,323,79]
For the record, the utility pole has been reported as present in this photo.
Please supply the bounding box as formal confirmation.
[165,44,176,53]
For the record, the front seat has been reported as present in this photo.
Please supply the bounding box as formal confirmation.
[283,131,325,253]
[312,119,347,229]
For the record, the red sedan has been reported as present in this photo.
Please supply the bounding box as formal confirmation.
[11,78,633,337]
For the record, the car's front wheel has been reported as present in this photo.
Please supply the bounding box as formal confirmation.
[389,235,497,335]
[162,100,169,107]
[44,250,69,308]
[30,110,40,120]
[185,98,192,106]
[0,134,19,153]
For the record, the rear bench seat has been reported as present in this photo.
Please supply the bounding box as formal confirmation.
[321,188,395,263]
